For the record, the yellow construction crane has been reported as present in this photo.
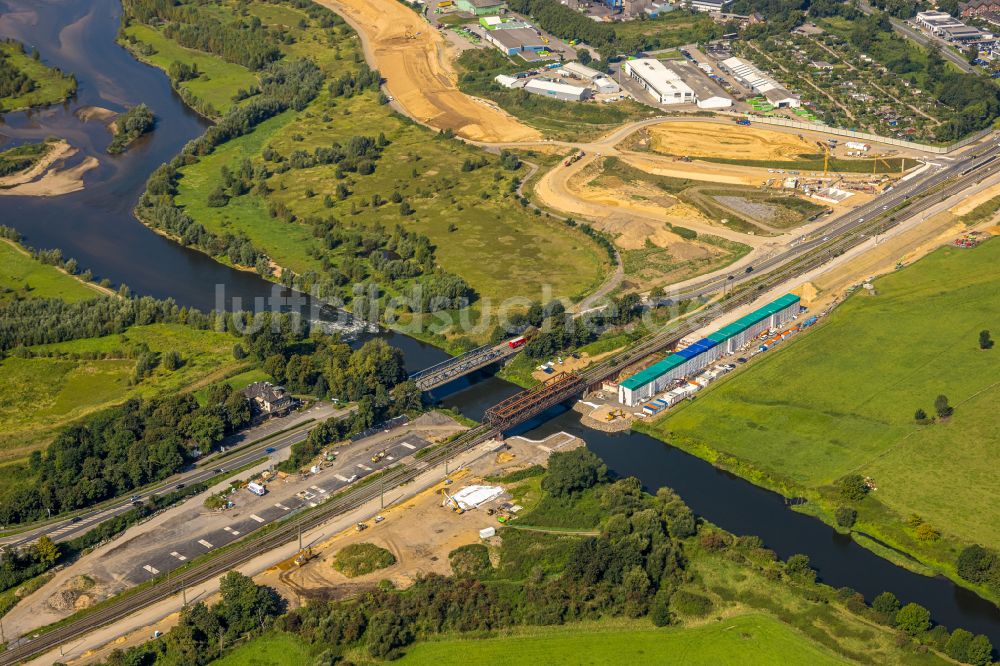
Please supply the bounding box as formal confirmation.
[871,154,898,175]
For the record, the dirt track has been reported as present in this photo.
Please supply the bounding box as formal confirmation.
[643,121,818,160]
[313,0,538,142]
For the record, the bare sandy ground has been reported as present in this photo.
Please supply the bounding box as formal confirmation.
[643,121,819,161]
[312,0,538,143]
[0,155,98,197]
[73,106,116,124]
[71,433,582,665]
[0,140,99,197]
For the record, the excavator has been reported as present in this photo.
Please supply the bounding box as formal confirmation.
[294,548,314,566]
[442,488,465,514]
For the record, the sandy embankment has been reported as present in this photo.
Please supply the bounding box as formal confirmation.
[0,140,99,197]
[312,0,539,143]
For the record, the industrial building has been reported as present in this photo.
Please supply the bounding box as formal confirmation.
[720,56,800,108]
[915,10,990,41]
[689,0,731,11]
[483,27,548,56]
[625,58,731,108]
[662,59,732,109]
[455,0,506,14]
[593,76,621,94]
[624,58,695,105]
[524,78,592,101]
[563,61,603,80]
[617,294,801,406]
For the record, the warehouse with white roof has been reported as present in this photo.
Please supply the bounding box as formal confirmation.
[524,79,592,101]
[624,58,695,105]
[720,56,800,108]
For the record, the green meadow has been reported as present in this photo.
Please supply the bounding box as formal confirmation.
[640,239,1000,581]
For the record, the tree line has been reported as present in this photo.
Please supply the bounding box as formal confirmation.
[98,447,995,665]
[122,0,281,70]
[0,39,35,99]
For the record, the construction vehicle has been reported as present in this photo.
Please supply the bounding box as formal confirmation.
[563,150,585,167]
[371,450,387,464]
[355,522,368,532]
[374,514,386,523]
[734,118,751,126]
[294,548,314,566]
[442,489,465,514]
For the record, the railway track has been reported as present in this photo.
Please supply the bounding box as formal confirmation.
[9,140,999,665]
[0,425,499,665]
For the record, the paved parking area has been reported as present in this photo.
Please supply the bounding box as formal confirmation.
[120,433,433,585]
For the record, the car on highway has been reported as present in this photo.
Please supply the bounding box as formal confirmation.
[175,483,185,490]
[265,447,275,454]
[71,516,82,523]
[213,468,225,474]
[130,495,141,502]
[745,266,754,273]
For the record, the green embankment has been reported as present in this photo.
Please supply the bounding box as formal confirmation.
[0,239,105,304]
[0,41,76,112]
[639,239,1000,592]
[120,24,256,116]
[126,0,608,346]
[0,323,248,462]
[396,614,847,665]
[0,141,51,178]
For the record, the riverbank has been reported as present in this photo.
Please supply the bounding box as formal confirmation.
[0,139,99,197]
[0,38,76,113]
[636,237,1000,609]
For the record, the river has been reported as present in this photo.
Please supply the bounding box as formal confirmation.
[2,0,1000,648]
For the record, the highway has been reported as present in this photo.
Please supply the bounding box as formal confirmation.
[0,404,350,549]
[660,138,1000,304]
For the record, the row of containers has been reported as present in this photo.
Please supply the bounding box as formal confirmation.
[618,294,806,407]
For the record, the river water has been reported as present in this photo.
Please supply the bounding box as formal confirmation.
[3,0,1000,647]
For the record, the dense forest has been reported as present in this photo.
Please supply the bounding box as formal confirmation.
[98,450,996,666]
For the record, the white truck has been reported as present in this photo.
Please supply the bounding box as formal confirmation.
[247,481,267,496]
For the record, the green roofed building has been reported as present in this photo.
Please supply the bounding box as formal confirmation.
[456,0,506,15]
[618,293,801,405]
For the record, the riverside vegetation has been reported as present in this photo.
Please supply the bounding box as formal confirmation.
[639,239,1000,604]
[0,38,76,113]
[119,0,607,349]
[98,448,993,665]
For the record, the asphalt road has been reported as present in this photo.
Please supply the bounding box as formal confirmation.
[0,403,350,549]
[121,431,432,587]
[857,0,976,74]
[664,138,1000,303]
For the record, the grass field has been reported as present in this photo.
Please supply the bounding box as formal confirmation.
[395,614,846,665]
[0,324,246,461]
[0,240,104,304]
[210,632,314,666]
[173,87,607,309]
[121,24,257,116]
[0,41,76,112]
[640,239,1000,569]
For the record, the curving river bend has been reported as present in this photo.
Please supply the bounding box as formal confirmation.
[2,0,1000,647]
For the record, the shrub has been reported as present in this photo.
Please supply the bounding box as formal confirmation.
[835,506,857,529]
[332,543,396,578]
[541,448,607,497]
[946,628,973,663]
[871,591,900,622]
[671,590,713,617]
[837,474,869,501]
[448,544,491,577]
[895,602,930,636]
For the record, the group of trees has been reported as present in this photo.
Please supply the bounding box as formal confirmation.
[0,382,251,524]
[0,40,35,98]
[106,103,155,154]
[957,545,1000,598]
[102,572,284,666]
[122,0,281,70]
[105,451,998,665]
